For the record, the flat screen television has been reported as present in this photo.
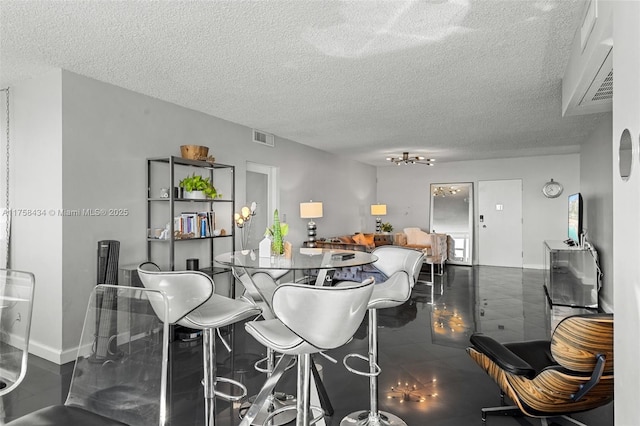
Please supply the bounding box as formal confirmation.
[568,193,583,245]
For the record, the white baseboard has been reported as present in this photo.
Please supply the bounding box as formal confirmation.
[599,299,613,313]
[29,334,144,366]
[523,263,544,269]
[28,340,77,365]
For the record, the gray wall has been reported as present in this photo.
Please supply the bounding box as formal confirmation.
[12,70,378,363]
[376,154,580,268]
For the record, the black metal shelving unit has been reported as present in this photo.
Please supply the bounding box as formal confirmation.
[145,156,235,273]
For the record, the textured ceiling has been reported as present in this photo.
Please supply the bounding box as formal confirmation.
[0,0,607,166]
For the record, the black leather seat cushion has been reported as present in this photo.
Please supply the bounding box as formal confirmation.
[504,340,557,376]
[470,334,557,379]
[7,405,127,426]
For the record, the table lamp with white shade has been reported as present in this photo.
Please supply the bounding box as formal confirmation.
[370,204,387,233]
[300,201,323,248]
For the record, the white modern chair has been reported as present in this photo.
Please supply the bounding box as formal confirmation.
[137,263,260,426]
[341,246,425,426]
[240,279,375,426]
[234,270,299,425]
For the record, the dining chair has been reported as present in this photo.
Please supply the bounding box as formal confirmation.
[340,246,425,426]
[234,270,298,425]
[7,284,169,426]
[240,279,375,426]
[137,263,261,426]
[0,269,35,397]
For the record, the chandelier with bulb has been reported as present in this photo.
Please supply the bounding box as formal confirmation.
[386,152,435,166]
[432,186,461,197]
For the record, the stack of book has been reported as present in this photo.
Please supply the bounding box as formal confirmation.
[174,211,215,238]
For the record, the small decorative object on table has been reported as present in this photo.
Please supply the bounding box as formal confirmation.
[381,222,393,233]
[331,252,355,261]
[265,209,289,256]
[259,236,271,258]
[284,241,293,259]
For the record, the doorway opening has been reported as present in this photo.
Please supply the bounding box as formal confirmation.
[246,162,279,250]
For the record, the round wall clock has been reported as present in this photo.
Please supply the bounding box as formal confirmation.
[542,179,563,198]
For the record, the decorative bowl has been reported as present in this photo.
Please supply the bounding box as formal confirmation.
[180,145,209,160]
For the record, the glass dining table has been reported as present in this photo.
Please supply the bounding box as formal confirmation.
[215,247,378,426]
[215,247,378,287]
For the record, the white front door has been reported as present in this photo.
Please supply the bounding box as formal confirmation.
[478,179,523,267]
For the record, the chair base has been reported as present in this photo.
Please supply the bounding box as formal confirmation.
[481,406,588,426]
[239,354,294,426]
[265,404,324,426]
[239,393,297,426]
[340,410,407,426]
[481,405,522,422]
[541,416,588,426]
[239,347,298,425]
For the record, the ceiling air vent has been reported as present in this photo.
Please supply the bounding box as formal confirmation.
[562,0,613,116]
[578,48,613,108]
[252,129,275,147]
[591,69,613,102]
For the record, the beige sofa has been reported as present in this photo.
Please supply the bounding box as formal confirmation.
[314,229,446,282]
[314,233,393,252]
[313,233,392,282]
[398,227,448,272]
[318,229,447,266]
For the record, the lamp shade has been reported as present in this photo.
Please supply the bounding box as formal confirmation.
[370,204,387,216]
[300,202,323,219]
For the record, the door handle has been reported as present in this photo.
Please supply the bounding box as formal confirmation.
[482,225,487,228]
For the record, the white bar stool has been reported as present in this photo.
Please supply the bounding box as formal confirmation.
[240,280,375,426]
[235,270,297,426]
[137,263,261,426]
[340,246,424,426]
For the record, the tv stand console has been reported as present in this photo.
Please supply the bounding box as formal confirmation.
[543,240,600,309]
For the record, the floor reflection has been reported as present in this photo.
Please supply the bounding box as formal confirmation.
[378,300,417,329]
[428,265,477,349]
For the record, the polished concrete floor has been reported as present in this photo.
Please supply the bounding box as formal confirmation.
[1,265,614,425]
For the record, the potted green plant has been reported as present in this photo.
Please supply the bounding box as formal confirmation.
[265,209,289,255]
[179,173,220,199]
[381,222,393,233]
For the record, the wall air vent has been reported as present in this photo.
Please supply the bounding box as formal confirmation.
[252,129,275,147]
